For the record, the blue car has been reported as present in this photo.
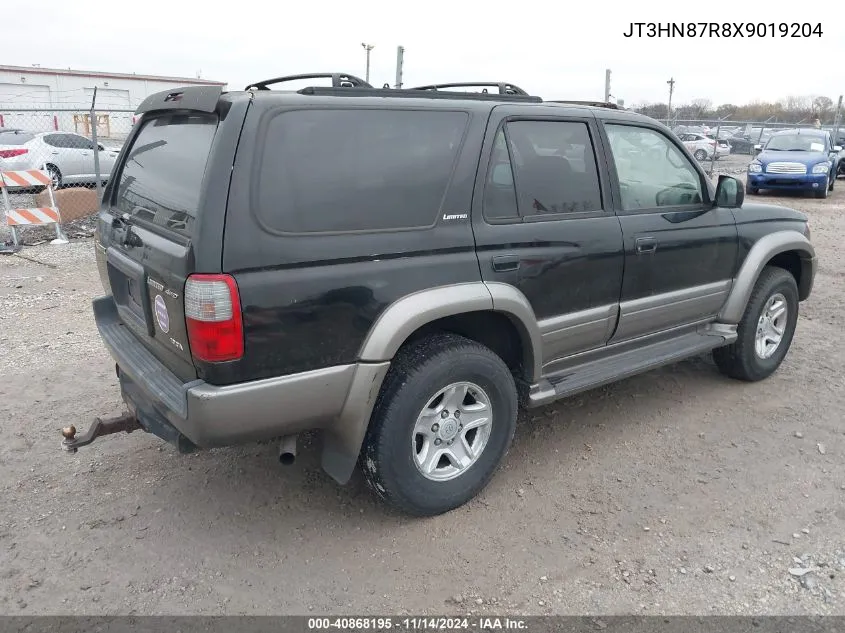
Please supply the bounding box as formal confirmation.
[746,128,841,199]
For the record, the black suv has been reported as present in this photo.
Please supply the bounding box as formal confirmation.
[70,73,816,516]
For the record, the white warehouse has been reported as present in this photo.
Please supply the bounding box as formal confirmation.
[0,64,226,141]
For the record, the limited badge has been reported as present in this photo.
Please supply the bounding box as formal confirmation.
[154,294,170,333]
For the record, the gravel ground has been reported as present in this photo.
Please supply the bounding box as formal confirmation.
[1,156,844,616]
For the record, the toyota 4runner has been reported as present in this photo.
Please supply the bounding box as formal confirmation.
[65,73,816,516]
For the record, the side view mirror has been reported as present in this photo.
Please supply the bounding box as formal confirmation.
[97,143,105,151]
[833,145,842,153]
[714,175,744,209]
[753,144,763,155]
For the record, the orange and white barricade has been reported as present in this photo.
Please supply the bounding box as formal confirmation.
[0,169,68,245]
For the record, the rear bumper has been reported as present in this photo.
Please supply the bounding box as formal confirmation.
[748,172,827,191]
[93,296,388,450]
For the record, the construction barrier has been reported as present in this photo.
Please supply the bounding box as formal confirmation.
[0,170,68,245]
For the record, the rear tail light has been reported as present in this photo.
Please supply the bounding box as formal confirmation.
[184,274,244,362]
[0,148,28,159]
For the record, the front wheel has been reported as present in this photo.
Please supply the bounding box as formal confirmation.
[46,164,62,189]
[815,180,829,198]
[694,149,707,161]
[713,266,799,382]
[745,181,759,195]
[828,174,835,191]
[362,333,518,516]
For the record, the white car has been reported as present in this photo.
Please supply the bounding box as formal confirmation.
[679,133,731,161]
[0,131,119,189]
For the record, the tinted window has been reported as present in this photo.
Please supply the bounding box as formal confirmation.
[482,128,519,220]
[504,120,602,217]
[114,113,217,237]
[62,134,94,150]
[42,134,61,148]
[765,133,827,152]
[0,131,34,145]
[605,124,702,211]
[257,109,468,233]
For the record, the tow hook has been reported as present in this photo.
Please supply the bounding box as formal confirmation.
[61,413,143,453]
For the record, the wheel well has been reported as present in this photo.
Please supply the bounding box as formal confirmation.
[766,250,805,297]
[402,311,528,380]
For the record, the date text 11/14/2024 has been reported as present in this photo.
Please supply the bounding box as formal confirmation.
[623,22,823,37]
[308,618,528,630]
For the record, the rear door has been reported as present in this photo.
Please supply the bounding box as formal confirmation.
[42,133,86,176]
[471,105,624,373]
[96,104,234,381]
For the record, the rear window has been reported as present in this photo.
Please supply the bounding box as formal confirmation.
[256,109,468,233]
[113,113,217,237]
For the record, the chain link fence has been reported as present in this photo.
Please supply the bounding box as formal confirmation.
[0,105,134,246]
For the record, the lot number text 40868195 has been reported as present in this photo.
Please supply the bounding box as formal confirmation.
[623,22,823,38]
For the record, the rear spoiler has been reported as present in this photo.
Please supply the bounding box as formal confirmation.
[135,85,224,115]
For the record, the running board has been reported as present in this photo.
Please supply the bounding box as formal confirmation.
[527,329,735,408]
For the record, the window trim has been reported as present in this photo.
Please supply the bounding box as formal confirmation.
[479,115,611,225]
[248,105,471,237]
[599,120,712,216]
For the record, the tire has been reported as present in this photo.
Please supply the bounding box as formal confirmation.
[745,181,759,195]
[362,332,518,516]
[713,266,799,382]
[694,149,707,161]
[815,180,828,198]
[828,174,835,191]
[46,164,62,189]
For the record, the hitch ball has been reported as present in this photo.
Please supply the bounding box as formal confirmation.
[62,425,77,440]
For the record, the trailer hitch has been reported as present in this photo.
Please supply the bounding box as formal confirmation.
[61,413,143,453]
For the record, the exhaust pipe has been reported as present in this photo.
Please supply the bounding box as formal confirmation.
[278,435,297,465]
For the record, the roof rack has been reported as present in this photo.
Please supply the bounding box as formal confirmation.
[245,72,373,91]
[548,100,620,109]
[296,86,542,103]
[410,82,530,96]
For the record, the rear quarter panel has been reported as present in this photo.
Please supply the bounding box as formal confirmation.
[216,96,490,385]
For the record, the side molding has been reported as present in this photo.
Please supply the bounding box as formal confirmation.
[718,230,816,324]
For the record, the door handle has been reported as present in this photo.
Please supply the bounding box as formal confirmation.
[492,254,520,272]
[51,151,59,155]
[635,237,657,254]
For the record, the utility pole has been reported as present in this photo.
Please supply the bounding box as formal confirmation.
[395,46,404,89]
[833,95,843,148]
[361,43,375,83]
[666,77,675,124]
[604,69,611,103]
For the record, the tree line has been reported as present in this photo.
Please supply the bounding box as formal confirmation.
[633,96,841,124]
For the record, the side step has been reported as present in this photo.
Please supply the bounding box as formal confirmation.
[527,330,734,407]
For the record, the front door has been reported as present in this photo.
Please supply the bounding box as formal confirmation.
[599,121,739,343]
[471,106,625,372]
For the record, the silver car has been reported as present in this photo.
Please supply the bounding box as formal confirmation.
[0,131,119,189]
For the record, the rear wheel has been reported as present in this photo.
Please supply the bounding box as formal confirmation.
[46,164,62,189]
[713,266,799,382]
[694,149,707,161]
[362,333,518,516]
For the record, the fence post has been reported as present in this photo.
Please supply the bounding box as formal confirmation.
[90,87,103,203]
[833,95,843,148]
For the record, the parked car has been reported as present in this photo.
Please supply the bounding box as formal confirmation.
[679,132,731,160]
[833,130,845,177]
[729,129,775,154]
[0,131,119,189]
[69,75,816,516]
[747,128,841,198]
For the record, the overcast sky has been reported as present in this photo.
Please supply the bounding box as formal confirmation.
[15,0,844,107]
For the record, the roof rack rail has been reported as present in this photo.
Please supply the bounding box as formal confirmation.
[410,82,530,96]
[245,73,373,91]
[548,100,620,109]
[296,86,542,103]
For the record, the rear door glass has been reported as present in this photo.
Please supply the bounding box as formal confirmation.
[113,113,218,238]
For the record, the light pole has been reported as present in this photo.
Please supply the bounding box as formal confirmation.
[361,43,375,83]
[667,77,675,125]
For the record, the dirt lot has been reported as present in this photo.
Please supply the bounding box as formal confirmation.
[1,154,844,616]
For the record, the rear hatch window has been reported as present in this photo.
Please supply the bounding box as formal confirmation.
[114,113,217,238]
[100,112,219,381]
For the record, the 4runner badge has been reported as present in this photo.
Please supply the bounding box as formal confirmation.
[442,213,468,221]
